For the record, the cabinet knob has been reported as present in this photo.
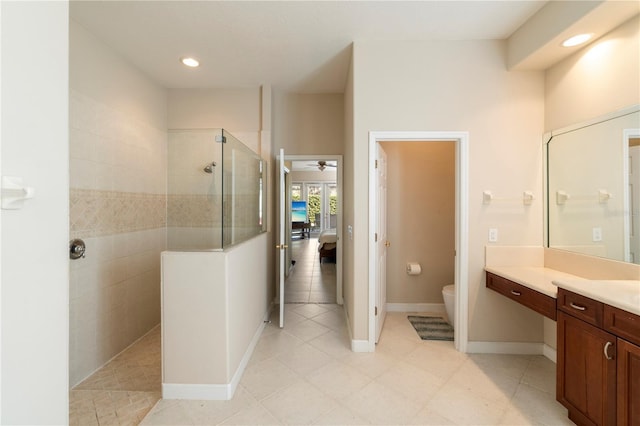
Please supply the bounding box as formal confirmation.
[603,341,614,360]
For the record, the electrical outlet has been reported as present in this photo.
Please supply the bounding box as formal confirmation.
[488,228,498,242]
[592,227,602,242]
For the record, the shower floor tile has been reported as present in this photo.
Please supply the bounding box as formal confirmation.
[70,326,161,425]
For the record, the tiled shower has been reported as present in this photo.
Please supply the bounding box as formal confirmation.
[69,89,168,386]
[69,90,266,388]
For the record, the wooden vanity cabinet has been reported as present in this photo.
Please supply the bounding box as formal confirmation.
[557,288,640,426]
[485,272,556,320]
[557,310,616,426]
[617,338,640,426]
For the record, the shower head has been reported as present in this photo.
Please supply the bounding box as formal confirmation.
[203,161,217,174]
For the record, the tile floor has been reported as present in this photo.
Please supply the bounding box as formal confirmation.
[73,236,573,426]
[139,306,572,425]
[69,326,162,425]
[285,237,336,304]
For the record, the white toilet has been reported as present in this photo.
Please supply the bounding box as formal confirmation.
[442,284,455,329]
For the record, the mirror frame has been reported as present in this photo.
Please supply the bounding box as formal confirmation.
[543,104,640,262]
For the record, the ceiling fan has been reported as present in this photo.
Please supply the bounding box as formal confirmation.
[307,160,337,171]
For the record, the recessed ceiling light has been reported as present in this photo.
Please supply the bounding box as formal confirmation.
[562,34,593,48]
[180,57,200,67]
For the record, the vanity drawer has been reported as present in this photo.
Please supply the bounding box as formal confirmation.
[604,305,640,347]
[486,272,556,320]
[557,288,604,327]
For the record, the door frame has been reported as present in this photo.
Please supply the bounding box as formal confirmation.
[282,154,344,305]
[368,131,469,353]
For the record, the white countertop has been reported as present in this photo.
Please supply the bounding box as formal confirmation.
[553,279,640,317]
[485,266,584,298]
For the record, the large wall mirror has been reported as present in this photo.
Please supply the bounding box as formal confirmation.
[545,106,640,264]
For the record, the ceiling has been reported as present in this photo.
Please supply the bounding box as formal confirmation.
[70,0,548,93]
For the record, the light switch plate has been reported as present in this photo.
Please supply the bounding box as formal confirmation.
[488,228,498,242]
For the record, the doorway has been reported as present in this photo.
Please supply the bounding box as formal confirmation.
[368,131,469,353]
[277,154,343,327]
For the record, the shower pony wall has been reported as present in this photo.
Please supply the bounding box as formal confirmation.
[162,128,270,400]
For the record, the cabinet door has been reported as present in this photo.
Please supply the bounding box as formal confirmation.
[617,338,640,426]
[557,311,617,426]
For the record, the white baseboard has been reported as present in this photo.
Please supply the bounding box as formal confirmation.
[343,304,374,352]
[466,341,545,355]
[351,339,372,352]
[163,383,233,400]
[466,341,557,363]
[162,303,272,400]
[386,303,445,313]
[543,344,557,363]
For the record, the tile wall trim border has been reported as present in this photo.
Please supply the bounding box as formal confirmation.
[70,187,166,239]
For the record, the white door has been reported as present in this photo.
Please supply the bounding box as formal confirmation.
[278,149,288,327]
[375,144,388,342]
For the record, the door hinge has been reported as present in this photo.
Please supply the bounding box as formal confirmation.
[375,306,378,316]
[375,159,378,169]
[374,233,378,242]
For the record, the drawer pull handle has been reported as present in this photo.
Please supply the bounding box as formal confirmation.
[604,341,614,360]
[510,290,521,296]
[569,302,586,311]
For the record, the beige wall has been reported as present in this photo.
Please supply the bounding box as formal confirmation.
[168,88,262,154]
[69,20,168,386]
[380,142,455,304]
[273,92,345,155]
[291,170,337,182]
[349,40,546,342]
[69,24,166,131]
[545,15,640,131]
[168,89,260,129]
